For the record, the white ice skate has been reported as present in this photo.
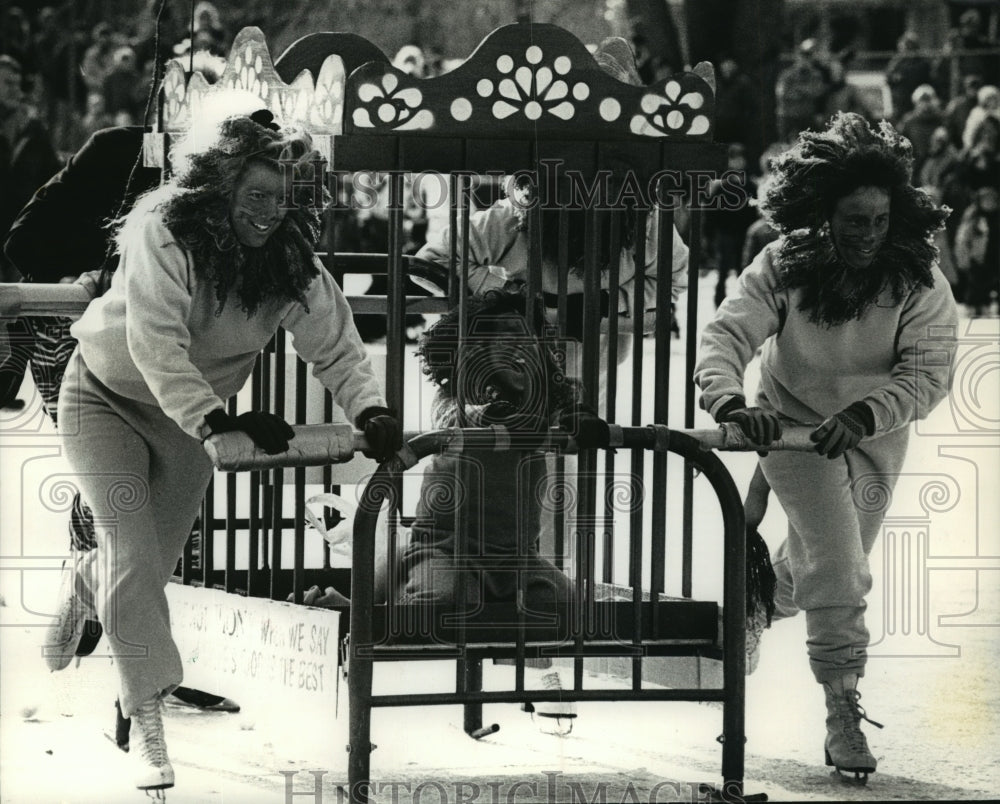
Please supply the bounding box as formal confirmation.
[131,695,174,797]
[525,669,577,736]
[823,674,883,785]
[42,549,99,671]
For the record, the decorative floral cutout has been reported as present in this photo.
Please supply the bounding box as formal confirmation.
[629,78,709,137]
[155,25,346,153]
[226,37,270,98]
[157,25,716,145]
[462,46,589,122]
[309,55,344,133]
[161,63,189,129]
[353,71,434,131]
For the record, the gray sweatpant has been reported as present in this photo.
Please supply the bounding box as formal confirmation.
[58,351,213,717]
[760,425,909,682]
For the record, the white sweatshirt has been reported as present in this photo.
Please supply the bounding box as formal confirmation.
[415,199,690,331]
[72,212,386,439]
[695,242,959,435]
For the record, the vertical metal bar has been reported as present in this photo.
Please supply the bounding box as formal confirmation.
[269,329,286,601]
[386,172,406,425]
[462,657,484,735]
[183,510,195,585]
[323,192,339,574]
[515,455,529,695]
[629,209,647,690]
[650,207,675,614]
[224,396,237,594]
[521,165,542,695]
[574,203,601,689]
[602,208,622,585]
[720,461,748,792]
[323,389,335,571]
[292,357,308,604]
[202,472,216,588]
[387,172,406,600]
[554,207,569,571]
[348,473,389,804]
[248,358,262,596]
[526,162,542,336]
[260,341,273,575]
[448,172,460,307]
[682,208,704,599]
[452,173,472,674]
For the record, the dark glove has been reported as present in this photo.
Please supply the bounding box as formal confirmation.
[811,402,875,459]
[558,405,610,449]
[356,406,402,462]
[204,409,294,455]
[715,397,782,445]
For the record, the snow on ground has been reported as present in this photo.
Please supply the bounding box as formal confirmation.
[2,274,998,802]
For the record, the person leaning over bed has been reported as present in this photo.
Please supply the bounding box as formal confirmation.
[50,110,401,795]
[694,112,958,781]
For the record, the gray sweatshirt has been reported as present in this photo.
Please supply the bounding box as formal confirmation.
[695,241,958,435]
[72,211,386,439]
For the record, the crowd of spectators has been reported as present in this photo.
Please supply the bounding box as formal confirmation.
[0,3,231,280]
[0,3,230,155]
[705,8,999,316]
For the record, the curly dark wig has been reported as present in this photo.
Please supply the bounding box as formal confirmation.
[416,287,581,423]
[760,113,948,326]
[115,114,330,317]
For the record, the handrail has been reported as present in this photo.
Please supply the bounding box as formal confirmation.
[203,422,820,472]
[0,282,449,319]
[0,283,93,318]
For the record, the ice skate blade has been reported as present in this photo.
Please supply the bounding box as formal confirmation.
[138,779,174,793]
[830,769,870,785]
[103,730,128,752]
[531,712,576,736]
[137,766,174,793]
[824,749,872,784]
[167,689,240,713]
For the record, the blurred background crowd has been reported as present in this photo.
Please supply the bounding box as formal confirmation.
[1,0,998,318]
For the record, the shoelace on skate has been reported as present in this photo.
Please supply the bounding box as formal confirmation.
[836,689,884,752]
[542,672,563,691]
[845,689,884,729]
[134,701,170,768]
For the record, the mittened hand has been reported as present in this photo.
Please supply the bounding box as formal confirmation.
[811,402,875,459]
[205,409,295,455]
[716,400,783,445]
[558,405,611,449]
[357,406,403,462]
